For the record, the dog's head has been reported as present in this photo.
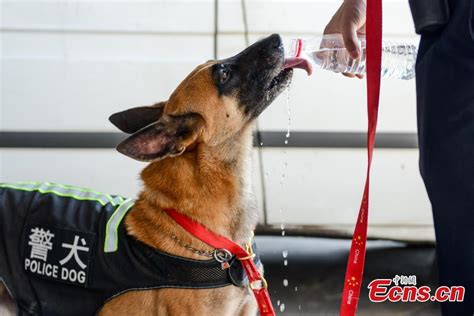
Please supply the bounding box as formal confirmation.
[110,34,292,162]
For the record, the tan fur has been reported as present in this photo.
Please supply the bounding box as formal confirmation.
[100,62,260,315]
[0,282,16,316]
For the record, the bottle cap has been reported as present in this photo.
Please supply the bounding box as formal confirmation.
[284,39,312,76]
[287,39,304,58]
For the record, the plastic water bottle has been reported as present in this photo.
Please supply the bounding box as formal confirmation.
[285,34,418,80]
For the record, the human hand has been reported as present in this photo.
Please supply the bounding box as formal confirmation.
[323,0,367,78]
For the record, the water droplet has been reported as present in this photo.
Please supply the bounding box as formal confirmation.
[281,230,285,236]
[284,139,288,145]
[294,286,298,292]
[282,250,288,258]
[277,300,280,306]
[283,279,288,287]
[284,259,288,266]
[280,303,286,312]
[260,142,264,146]
[298,305,301,310]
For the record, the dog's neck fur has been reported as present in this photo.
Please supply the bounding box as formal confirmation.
[124,125,257,259]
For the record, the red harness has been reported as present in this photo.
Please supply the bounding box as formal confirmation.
[163,208,275,316]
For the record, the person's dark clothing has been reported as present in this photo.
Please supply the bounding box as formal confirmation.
[416,0,474,314]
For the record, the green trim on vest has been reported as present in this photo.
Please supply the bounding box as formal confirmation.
[0,182,123,206]
[104,199,135,253]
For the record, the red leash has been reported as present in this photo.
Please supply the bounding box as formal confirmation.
[163,208,275,316]
[339,0,382,315]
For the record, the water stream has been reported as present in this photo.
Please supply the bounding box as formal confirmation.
[278,82,292,313]
[284,82,292,145]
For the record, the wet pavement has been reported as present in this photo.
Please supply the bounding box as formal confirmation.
[257,236,440,316]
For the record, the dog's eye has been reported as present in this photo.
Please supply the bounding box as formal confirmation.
[218,67,231,84]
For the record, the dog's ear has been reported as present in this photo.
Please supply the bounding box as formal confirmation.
[109,102,166,134]
[116,113,204,162]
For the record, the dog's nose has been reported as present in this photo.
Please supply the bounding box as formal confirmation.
[267,33,283,51]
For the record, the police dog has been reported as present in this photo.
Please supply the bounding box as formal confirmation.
[0,34,305,315]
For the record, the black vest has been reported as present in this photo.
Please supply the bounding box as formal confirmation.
[0,182,255,315]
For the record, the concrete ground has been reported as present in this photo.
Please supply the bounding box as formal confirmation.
[257,236,440,316]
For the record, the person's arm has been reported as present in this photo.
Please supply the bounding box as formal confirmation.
[323,0,367,78]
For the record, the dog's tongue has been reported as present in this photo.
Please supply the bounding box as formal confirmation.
[284,57,313,76]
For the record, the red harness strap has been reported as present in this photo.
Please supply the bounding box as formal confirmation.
[339,0,382,315]
[163,208,275,316]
